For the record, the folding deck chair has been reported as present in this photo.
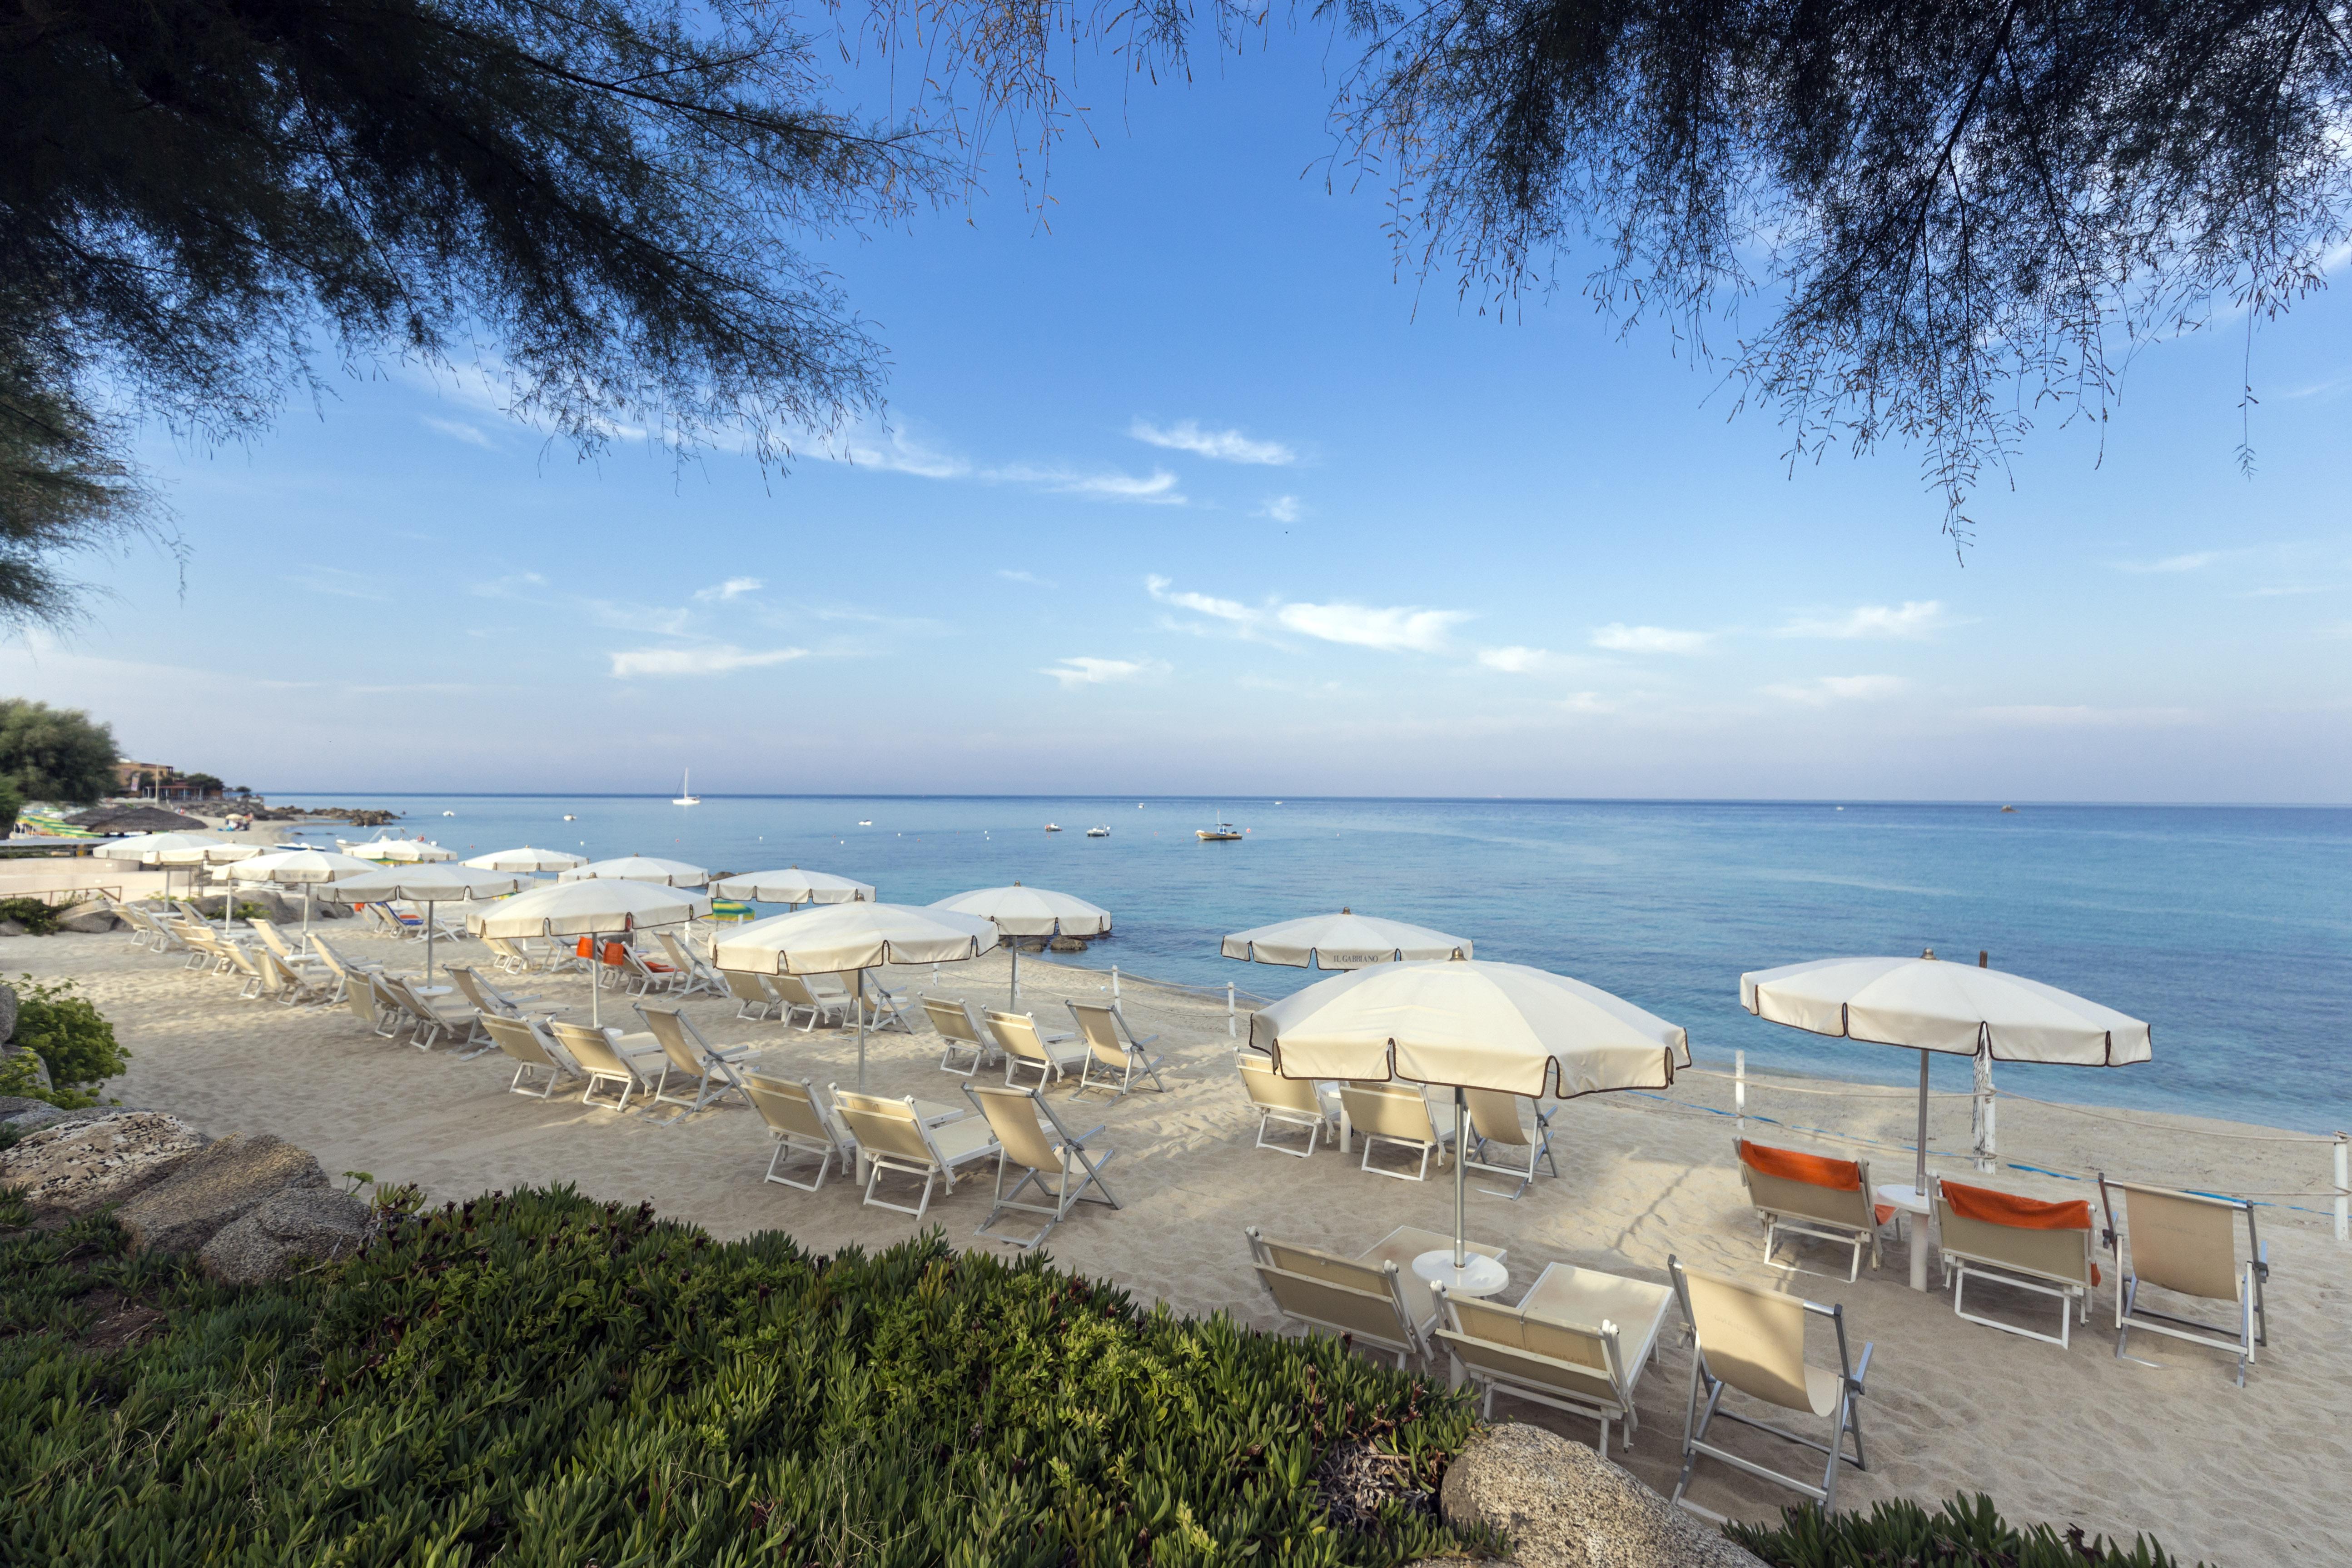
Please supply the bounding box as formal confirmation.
[634,1004,754,1120]
[1066,1000,1167,1098]
[961,1083,1120,1248]
[2098,1175,2269,1384]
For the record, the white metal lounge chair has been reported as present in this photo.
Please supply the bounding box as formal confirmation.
[1668,1256,1873,1520]
[961,1083,1120,1248]
[830,1089,1001,1220]
[257,946,333,1006]
[724,969,785,1021]
[1432,1262,1675,1452]
[985,1009,1090,1090]
[1931,1175,2101,1348]
[477,1014,582,1098]
[308,937,382,1005]
[1736,1138,1893,1283]
[612,943,685,997]
[219,941,274,1001]
[1462,1087,1558,1200]
[655,931,726,997]
[742,1074,859,1191]
[1338,1081,1457,1180]
[634,1004,753,1120]
[344,973,399,1038]
[1237,1052,1340,1157]
[769,973,852,1031]
[1244,1224,1504,1366]
[2098,1175,2269,1385]
[548,1019,669,1112]
[1066,1000,1167,1098]
[384,973,481,1052]
[922,996,1002,1077]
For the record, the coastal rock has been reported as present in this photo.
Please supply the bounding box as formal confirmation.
[1440,1424,1764,1568]
[115,1132,327,1255]
[0,920,24,937]
[1048,936,1089,953]
[0,1093,48,1118]
[0,982,20,1041]
[3,1104,67,1135]
[199,1186,374,1285]
[0,1112,211,1218]
[56,903,122,933]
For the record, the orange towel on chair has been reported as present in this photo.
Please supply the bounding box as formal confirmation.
[1738,1140,1895,1225]
[1940,1180,2099,1284]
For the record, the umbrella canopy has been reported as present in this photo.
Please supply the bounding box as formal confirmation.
[1222,908,1472,969]
[323,866,526,983]
[716,903,997,1090]
[1252,960,1688,1099]
[464,846,588,873]
[1740,953,2152,1196]
[929,882,1112,937]
[95,831,226,864]
[1740,955,2152,1065]
[709,866,874,905]
[468,878,711,938]
[557,855,709,887]
[345,838,457,863]
[224,848,383,937]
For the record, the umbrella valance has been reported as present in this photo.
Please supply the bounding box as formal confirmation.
[714,903,995,975]
[343,838,457,863]
[1222,908,1471,969]
[930,883,1111,937]
[464,846,588,872]
[710,867,874,905]
[558,855,709,888]
[1740,955,2152,1065]
[468,878,710,938]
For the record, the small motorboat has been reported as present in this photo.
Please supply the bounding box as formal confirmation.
[562,814,577,821]
[2001,805,2019,812]
[857,819,873,826]
[1197,818,1243,842]
[1086,826,1110,837]
[442,811,456,817]
[1044,823,1063,832]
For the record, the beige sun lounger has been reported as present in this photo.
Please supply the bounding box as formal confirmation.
[635,1004,753,1120]
[344,973,398,1038]
[743,1074,860,1191]
[383,973,481,1052]
[922,996,1003,1077]
[613,943,685,997]
[107,897,178,952]
[219,941,273,1001]
[256,946,332,1006]
[548,1019,669,1111]
[830,1089,1001,1220]
[1462,1087,1558,1200]
[1338,1081,1457,1181]
[448,962,547,1020]
[770,973,852,1031]
[1433,1261,1675,1452]
[1668,1256,1873,1519]
[1237,1052,1340,1156]
[961,1083,1119,1248]
[308,937,382,1005]
[1736,1138,1891,1282]
[478,1014,582,1098]
[985,1009,1090,1091]
[1930,1175,2100,1348]
[1066,1001,1167,1098]
[2098,1175,2269,1384]
[724,968,785,1021]
[1245,1224,1505,1366]
[654,931,726,997]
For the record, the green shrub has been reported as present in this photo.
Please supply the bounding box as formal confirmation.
[0,896,60,934]
[1729,1492,2203,1567]
[0,1185,1493,1566]
[1,973,127,1108]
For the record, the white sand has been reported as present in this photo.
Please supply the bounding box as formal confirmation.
[5,893,2345,1565]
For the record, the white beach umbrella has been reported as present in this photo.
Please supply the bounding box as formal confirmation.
[1741,952,2152,1197]
[1221,908,1472,970]
[709,866,875,906]
[463,846,588,873]
[470,878,711,1024]
[96,831,248,900]
[1252,960,1689,1292]
[557,855,710,887]
[323,866,524,983]
[223,848,380,937]
[929,882,1111,1006]
[346,838,458,863]
[715,903,997,1089]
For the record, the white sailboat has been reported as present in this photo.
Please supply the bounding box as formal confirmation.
[672,769,700,806]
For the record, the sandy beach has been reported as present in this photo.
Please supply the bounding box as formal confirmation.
[5,876,2343,1567]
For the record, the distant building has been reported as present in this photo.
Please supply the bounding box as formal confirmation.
[114,762,216,802]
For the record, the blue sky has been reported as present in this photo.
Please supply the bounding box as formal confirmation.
[11,35,2351,800]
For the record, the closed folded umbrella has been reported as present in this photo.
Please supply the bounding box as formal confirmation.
[709,866,875,907]
[1221,907,1472,969]
[929,882,1110,1005]
[716,903,997,1089]
[558,855,709,887]
[323,866,524,983]
[470,878,711,1024]
[1741,952,2151,1197]
[464,846,587,873]
[1253,960,1687,1292]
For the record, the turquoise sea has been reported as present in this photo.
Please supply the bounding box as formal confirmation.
[270,795,2352,1132]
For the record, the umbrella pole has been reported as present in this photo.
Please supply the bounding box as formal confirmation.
[1914,1049,1931,1197]
[1454,1086,1469,1269]
[591,939,602,1027]
[424,900,436,985]
[1010,941,1019,1008]
[855,966,868,1091]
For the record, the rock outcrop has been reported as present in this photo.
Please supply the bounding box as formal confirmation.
[200,1186,374,1284]
[1432,1424,1765,1568]
[0,1111,211,1218]
[115,1132,328,1255]
[55,902,124,934]
[0,981,20,1043]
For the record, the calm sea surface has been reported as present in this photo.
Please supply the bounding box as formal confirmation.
[269,796,2352,1131]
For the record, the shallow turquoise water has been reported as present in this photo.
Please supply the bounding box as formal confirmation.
[272,795,2352,1131]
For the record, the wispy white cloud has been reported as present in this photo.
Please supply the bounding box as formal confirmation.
[1146,575,1258,624]
[1258,495,1303,523]
[1765,674,1908,706]
[2117,552,2220,574]
[1041,656,1165,688]
[421,415,494,449]
[1778,601,1952,640]
[1972,704,2198,727]
[992,464,1183,503]
[1276,601,1471,652]
[1592,624,1711,655]
[694,576,763,602]
[997,569,1054,587]
[1131,419,1296,466]
[820,420,971,480]
[1477,646,1552,673]
[583,599,693,637]
[609,645,807,678]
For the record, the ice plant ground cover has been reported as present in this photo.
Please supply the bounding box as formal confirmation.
[0,1184,1487,1566]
